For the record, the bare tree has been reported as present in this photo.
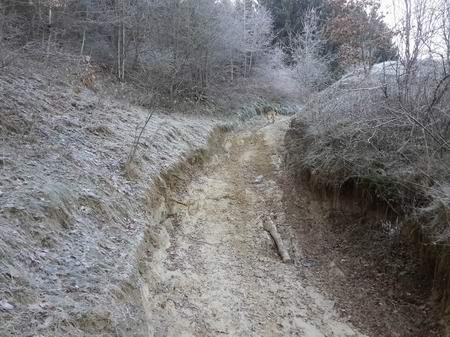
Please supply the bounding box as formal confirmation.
[288,8,330,93]
[0,0,275,102]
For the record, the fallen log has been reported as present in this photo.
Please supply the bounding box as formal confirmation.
[262,215,291,263]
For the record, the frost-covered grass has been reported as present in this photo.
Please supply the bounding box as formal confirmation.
[0,63,230,337]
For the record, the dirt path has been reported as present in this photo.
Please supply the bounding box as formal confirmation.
[141,118,367,337]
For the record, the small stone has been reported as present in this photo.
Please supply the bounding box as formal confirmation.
[0,299,14,311]
[302,259,318,268]
[254,175,264,184]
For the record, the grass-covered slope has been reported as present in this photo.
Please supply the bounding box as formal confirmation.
[0,63,229,337]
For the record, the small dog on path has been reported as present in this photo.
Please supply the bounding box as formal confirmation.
[264,110,277,124]
[257,106,278,124]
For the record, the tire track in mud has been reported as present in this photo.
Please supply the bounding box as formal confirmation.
[142,118,366,337]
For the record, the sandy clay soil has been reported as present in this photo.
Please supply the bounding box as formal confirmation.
[140,117,392,337]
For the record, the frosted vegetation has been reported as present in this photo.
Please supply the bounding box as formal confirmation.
[1,0,450,335]
[0,0,394,106]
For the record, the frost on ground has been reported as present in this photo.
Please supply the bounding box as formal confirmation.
[0,65,228,337]
[141,118,366,337]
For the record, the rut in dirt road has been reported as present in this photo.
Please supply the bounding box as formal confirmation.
[141,118,366,337]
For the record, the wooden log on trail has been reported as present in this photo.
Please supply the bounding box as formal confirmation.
[262,215,291,263]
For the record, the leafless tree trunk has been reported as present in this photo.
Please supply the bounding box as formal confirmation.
[46,7,52,61]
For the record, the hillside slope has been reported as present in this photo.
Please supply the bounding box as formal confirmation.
[0,64,228,336]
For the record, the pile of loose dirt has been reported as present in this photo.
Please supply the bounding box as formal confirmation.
[0,63,229,337]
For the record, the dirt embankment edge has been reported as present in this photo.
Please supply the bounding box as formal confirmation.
[282,118,445,337]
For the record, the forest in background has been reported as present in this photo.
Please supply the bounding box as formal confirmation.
[0,0,394,106]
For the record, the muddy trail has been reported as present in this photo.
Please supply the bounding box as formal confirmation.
[141,118,369,337]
